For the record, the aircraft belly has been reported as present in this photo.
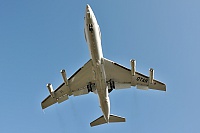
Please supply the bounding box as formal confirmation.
[99,94,110,121]
[88,35,102,63]
[85,6,110,122]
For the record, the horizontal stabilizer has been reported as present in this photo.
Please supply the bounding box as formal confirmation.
[90,114,126,127]
[109,114,126,123]
[90,115,106,127]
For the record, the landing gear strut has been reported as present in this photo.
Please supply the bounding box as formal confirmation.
[108,80,115,93]
[87,82,95,92]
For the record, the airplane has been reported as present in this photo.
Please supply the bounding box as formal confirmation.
[41,4,166,127]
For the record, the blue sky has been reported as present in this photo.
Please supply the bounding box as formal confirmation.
[0,0,200,133]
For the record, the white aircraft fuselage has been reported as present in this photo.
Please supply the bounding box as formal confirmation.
[84,5,110,122]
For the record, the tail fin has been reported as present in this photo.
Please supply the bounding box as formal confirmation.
[90,114,126,127]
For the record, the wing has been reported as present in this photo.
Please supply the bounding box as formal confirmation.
[41,59,94,109]
[104,58,132,89]
[104,58,166,91]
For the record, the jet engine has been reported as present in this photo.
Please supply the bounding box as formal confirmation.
[60,69,69,86]
[149,68,154,84]
[130,59,136,76]
[46,83,55,98]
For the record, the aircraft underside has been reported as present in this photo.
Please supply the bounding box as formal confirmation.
[41,4,166,127]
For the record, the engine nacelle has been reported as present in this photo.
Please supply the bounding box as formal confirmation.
[46,83,55,98]
[131,59,136,76]
[149,68,154,84]
[60,69,69,86]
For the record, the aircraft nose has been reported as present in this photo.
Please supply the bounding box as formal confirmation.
[86,4,90,8]
[85,4,92,19]
[86,4,90,13]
